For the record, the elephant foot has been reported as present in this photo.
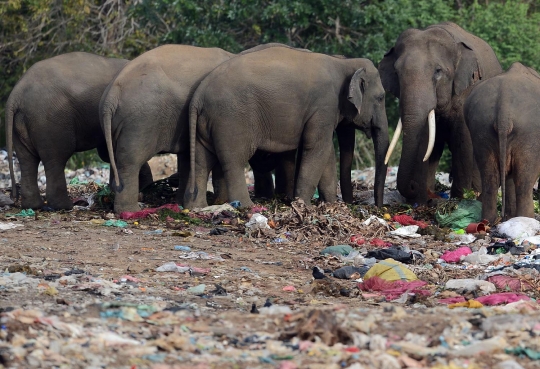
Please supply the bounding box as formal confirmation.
[114,203,142,214]
[21,196,45,210]
[47,195,74,211]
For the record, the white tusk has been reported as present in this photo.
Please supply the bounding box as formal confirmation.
[423,109,436,162]
[384,118,402,165]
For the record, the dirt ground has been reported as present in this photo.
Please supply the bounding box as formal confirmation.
[1,184,540,369]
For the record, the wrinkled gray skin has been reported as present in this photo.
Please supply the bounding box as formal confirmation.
[379,22,502,204]
[464,63,540,223]
[5,52,154,210]
[184,47,389,209]
[100,45,235,213]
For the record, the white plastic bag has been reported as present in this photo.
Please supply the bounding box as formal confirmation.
[462,246,500,265]
[245,213,270,230]
[497,217,540,239]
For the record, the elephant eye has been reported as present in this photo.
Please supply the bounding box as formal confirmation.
[434,67,443,79]
[377,94,384,103]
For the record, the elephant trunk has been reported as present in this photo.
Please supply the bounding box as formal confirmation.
[396,89,437,203]
[372,111,390,208]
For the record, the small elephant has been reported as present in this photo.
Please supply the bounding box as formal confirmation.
[464,62,540,223]
[184,47,389,209]
[5,52,154,210]
[379,22,502,204]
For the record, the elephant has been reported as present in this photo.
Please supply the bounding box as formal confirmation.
[5,52,154,210]
[183,46,389,209]
[379,22,503,204]
[464,62,540,223]
[101,43,360,213]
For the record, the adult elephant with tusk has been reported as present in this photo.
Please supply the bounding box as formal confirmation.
[380,22,503,204]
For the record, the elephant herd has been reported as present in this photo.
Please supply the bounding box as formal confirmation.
[5,21,540,224]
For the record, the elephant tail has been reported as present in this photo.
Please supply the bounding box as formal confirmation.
[497,117,512,220]
[5,99,17,200]
[101,99,123,192]
[186,100,199,202]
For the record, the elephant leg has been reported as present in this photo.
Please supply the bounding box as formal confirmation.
[253,170,275,199]
[221,156,253,209]
[184,141,216,209]
[317,148,337,203]
[513,162,536,219]
[139,162,154,191]
[13,134,44,209]
[476,150,499,224]
[448,124,474,199]
[174,153,189,206]
[275,150,296,199]
[211,163,228,204]
[505,176,517,220]
[336,124,355,203]
[295,118,335,203]
[42,154,73,210]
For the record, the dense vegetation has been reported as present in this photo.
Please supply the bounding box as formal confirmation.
[1,0,539,170]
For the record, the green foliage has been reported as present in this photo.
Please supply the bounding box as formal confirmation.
[2,0,540,171]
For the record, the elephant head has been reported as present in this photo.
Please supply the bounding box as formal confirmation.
[341,64,389,207]
[379,23,492,203]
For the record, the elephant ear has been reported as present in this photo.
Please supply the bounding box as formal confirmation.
[378,47,400,98]
[348,68,366,114]
[453,42,483,96]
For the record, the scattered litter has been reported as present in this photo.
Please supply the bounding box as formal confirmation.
[103,220,128,228]
[245,213,270,230]
[389,225,421,238]
[0,222,23,231]
[445,279,496,294]
[436,199,482,229]
[363,259,418,282]
[440,246,472,263]
[497,217,540,239]
[320,245,354,256]
[174,245,191,251]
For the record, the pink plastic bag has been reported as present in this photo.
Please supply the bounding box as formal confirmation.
[440,246,472,263]
[475,292,530,306]
[120,204,181,220]
[358,276,431,300]
[487,275,532,292]
[438,296,467,304]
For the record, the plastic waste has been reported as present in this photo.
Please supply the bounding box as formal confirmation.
[120,203,182,220]
[494,360,526,369]
[487,241,524,255]
[320,245,353,256]
[453,336,508,357]
[229,200,241,208]
[144,229,163,235]
[440,246,472,263]
[487,275,532,291]
[358,276,430,300]
[475,292,530,306]
[0,193,14,206]
[7,209,35,217]
[448,299,484,309]
[497,217,540,239]
[174,245,191,251]
[199,203,237,214]
[505,347,540,360]
[0,222,23,231]
[103,220,128,228]
[155,262,190,273]
[389,225,421,238]
[447,233,476,245]
[462,246,500,265]
[186,284,206,295]
[392,214,428,229]
[363,259,418,282]
[445,279,496,294]
[350,235,365,245]
[259,305,292,315]
[362,215,387,226]
[332,266,369,279]
[178,251,224,260]
[435,199,482,229]
[245,213,270,230]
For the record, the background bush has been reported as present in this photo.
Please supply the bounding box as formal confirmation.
[1,0,539,171]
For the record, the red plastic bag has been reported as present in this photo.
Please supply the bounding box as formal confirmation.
[440,246,472,263]
[392,214,428,229]
[475,292,530,306]
[369,238,389,247]
[120,204,181,220]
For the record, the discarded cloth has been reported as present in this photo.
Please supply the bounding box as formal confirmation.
[358,276,429,300]
[392,214,428,229]
[366,247,413,263]
[120,204,181,220]
[440,247,472,263]
[320,245,353,256]
[332,266,369,279]
[487,275,532,292]
[363,259,417,282]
